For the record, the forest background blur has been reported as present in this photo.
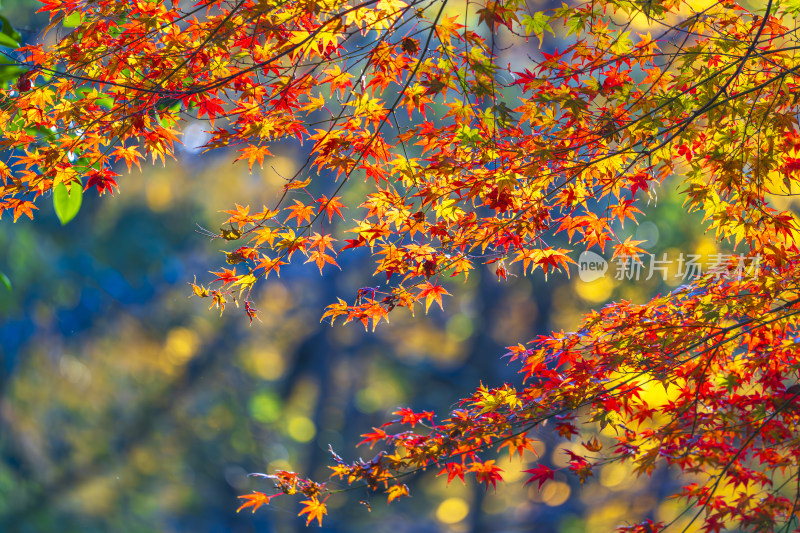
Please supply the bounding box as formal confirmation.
[0,0,773,531]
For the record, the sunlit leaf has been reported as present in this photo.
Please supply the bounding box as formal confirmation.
[53,181,82,225]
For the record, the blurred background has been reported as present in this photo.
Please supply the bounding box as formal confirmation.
[0,0,771,532]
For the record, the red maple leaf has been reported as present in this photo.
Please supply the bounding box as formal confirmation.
[523,464,555,489]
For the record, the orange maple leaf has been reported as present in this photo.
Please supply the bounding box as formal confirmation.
[222,204,252,228]
[321,65,353,97]
[9,199,37,222]
[611,236,647,260]
[284,200,315,226]
[417,282,450,313]
[357,427,388,448]
[298,496,328,526]
[236,491,272,514]
[386,484,409,503]
[469,460,504,491]
[209,267,238,285]
[237,144,273,172]
[304,249,340,273]
[498,433,537,460]
[111,145,143,172]
[316,195,345,222]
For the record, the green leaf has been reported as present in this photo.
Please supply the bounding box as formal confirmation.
[63,13,83,28]
[0,15,20,48]
[611,31,633,55]
[0,32,16,48]
[0,64,24,85]
[53,181,83,225]
[521,12,554,48]
[787,0,800,15]
[565,14,584,38]
[0,271,10,292]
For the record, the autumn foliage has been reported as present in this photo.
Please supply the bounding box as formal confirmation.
[3,0,800,530]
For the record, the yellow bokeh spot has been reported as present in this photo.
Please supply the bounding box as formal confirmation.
[354,374,402,413]
[619,284,647,304]
[541,481,571,507]
[496,456,525,483]
[637,377,679,411]
[599,462,631,489]
[268,459,292,473]
[131,446,157,474]
[355,386,382,413]
[287,377,320,412]
[145,179,173,211]
[574,276,615,304]
[71,477,116,516]
[261,155,297,186]
[241,348,285,380]
[259,282,291,316]
[436,497,469,524]
[656,499,702,532]
[388,321,466,367]
[207,404,234,431]
[627,10,654,31]
[678,0,725,14]
[287,415,316,443]
[164,327,199,366]
[586,501,628,532]
[694,238,718,263]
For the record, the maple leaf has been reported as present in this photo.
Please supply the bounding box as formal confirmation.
[189,277,210,298]
[469,460,503,491]
[322,65,353,97]
[9,199,37,222]
[210,267,238,285]
[321,298,350,326]
[236,492,273,513]
[386,484,409,503]
[417,282,449,313]
[400,37,418,54]
[208,290,226,316]
[498,433,537,460]
[612,236,647,260]
[236,144,273,172]
[197,96,226,126]
[435,15,464,46]
[222,204,251,229]
[316,195,345,222]
[582,436,602,453]
[284,200,315,226]
[111,145,144,172]
[421,78,448,97]
[357,427,388,448]
[438,462,466,485]
[523,464,555,489]
[304,249,339,273]
[610,198,642,228]
[244,300,259,324]
[298,496,328,526]
[83,169,119,196]
[389,407,434,428]
[8,2,800,532]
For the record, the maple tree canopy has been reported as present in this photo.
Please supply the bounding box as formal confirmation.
[2,0,800,530]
